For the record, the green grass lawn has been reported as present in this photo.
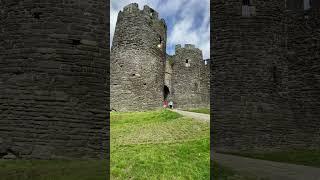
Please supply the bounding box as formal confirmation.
[225,150,320,168]
[185,108,210,114]
[111,109,210,179]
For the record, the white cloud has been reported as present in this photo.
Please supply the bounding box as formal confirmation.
[110,0,210,59]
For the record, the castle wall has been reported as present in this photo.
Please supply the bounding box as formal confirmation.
[171,44,208,109]
[199,60,210,107]
[286,4,320,148]
[111,3,166,111]
[212,0,295,152]
[164,54,173,100]
[0,0,108,159]
[212,0,320,152]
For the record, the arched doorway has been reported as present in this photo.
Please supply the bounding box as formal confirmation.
[163,85,170,101]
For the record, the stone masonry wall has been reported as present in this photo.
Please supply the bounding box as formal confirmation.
[212,0,320,152]
[0,0,108,159]
[212,0,293,152]
[165,54,173,101]
[111,3,166,112]
[286,3,320,148]
[199,59,210,107]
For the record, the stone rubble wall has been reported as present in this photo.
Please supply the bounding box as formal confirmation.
[165,54,174,100]
[286,6,320,148]
[0,0,108,159]
[212,0,320,152]
[199,59,210,107]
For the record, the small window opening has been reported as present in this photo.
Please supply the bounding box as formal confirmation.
[33,12,42,19]
[273,66,278,85]
[243,0,251,6]
[132,74,136,76]
[157,37,163,49]
[71,39,81,45]
[304,0,311,10]
[185,59,190,67]
[242,0,255,17]
[144,83,147,85]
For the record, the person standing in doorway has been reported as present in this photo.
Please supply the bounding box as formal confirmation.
[169,100,173,109]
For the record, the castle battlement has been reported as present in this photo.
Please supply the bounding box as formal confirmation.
[185,44,196,49]
[123,3,139,13]
[121,3,163,23]
[174,44,202,56]
[143,5,159,19]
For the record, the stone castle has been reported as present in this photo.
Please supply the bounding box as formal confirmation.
[2,0,318,160]
[111,3,210,111]
[212,0,320,152]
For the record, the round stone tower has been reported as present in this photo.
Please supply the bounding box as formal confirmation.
[212,0,294,152]
[0,1,108,159]
[285,0,320,149]
[111,3,167,111]
[171,44,204,109]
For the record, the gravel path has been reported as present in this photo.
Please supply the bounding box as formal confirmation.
[171,109,210,122]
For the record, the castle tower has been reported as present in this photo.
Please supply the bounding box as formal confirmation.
[213,0,320,152]
[0,1,108,158]
[285,0,320,148]
[171,44,206,109]
[212,0,294,152]
[111,3,167,111]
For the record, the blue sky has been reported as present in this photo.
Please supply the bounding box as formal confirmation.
[110,0,210,59]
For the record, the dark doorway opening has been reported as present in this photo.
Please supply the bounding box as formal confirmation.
[163,85,170,101]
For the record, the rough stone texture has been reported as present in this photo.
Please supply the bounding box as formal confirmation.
[171,44,210,109]
[286,2,320,149]
[200,59,211,107]
[110,3,166,111]
[0,0,109,159]
[164,54,173,101]
[212,0,320,152]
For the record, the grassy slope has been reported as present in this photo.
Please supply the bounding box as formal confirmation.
[111,109,210,179]
[111,110,260,179]
[185,108,210,114]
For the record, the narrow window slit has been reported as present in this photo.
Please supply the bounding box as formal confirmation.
[71,39,81,45]
[33,12,42,19]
